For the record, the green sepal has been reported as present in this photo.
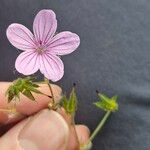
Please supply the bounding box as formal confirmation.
[62,95,68,111]
[68,87,77,113]
[61,87,78,115]
[94,93,118,112]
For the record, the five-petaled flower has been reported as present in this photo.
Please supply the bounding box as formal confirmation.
[6,9,80,82]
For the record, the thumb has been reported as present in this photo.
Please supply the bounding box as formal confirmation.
[0,109,69,150]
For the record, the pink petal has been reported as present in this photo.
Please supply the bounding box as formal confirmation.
[47,31,80,55]
[6,23,35,51]
[33,9,57,44]
[15,51,39,75]
[39,53,64,82]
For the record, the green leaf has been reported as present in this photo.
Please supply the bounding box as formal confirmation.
[25,79,40,88]
[5,76,42,102]
[94,93,118,112]
[25,86,42,94]
[8,89,15,103]
[22,90,35,101]
[13,87,20,100]
[30,83,40,88]
[6,85,19,103]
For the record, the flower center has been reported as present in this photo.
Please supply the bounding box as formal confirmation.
[36,41,46,54]
[36,47,45,54]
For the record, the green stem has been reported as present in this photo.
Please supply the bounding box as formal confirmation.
[45,78,55,105]
[89,111,111,142]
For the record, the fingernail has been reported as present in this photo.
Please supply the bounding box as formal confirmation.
[18,109,69,150]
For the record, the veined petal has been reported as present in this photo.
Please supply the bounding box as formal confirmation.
[6,23,35,51]
[33,9,57,44]
[15,51,39,75]
[47,31,80,55]
[39,53,64,82]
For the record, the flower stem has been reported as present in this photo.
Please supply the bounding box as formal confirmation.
[89,111,111,142]
[45,78,55,105]
[47,83,55,105]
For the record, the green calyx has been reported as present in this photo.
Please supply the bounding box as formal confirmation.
[61,85,77,115]
[94,93,118,112]
[5,76,44,102]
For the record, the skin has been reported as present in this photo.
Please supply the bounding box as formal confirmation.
[0,82,90,150]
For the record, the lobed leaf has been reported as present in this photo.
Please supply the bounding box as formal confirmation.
[5,76,43,102]
[22,90,35,101]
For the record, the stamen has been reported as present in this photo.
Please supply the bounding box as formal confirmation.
[36,47,44,54]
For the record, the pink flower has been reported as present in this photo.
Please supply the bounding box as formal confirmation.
[6,9,80,82]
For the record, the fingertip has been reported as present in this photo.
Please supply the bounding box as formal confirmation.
[0,109,69,150]
[75,125,90,144]
[18,109,69,150]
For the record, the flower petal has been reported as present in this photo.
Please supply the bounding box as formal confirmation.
[6,23,35,51]
[33,9,57,44]
[15,51,39,75]
[47,31,80,55]
[39,53,64,82]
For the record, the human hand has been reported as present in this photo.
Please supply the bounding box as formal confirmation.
[0,82,90,150]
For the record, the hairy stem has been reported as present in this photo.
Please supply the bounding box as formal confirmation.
[45,78,55,105]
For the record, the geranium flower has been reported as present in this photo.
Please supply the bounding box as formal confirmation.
[6,9,80,82]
